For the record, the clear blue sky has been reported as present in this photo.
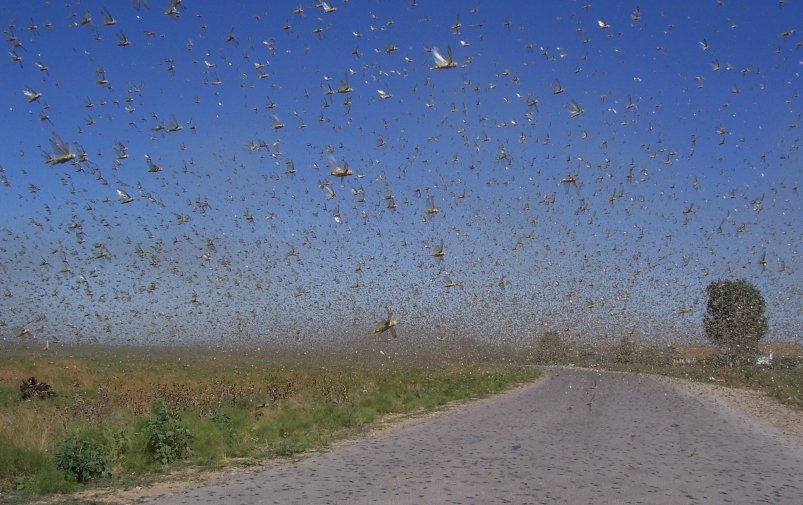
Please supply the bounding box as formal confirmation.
[0,0,800,347]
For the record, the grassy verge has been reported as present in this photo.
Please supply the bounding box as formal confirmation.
[0,344,539,501]
[599,362,803,410]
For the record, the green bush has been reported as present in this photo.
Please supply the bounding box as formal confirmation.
[143,400,193,464]
[106,427,130,465]
[54,433,110,483]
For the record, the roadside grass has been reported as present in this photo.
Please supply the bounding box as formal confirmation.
[600,362,803,410]
[0,344,539,500]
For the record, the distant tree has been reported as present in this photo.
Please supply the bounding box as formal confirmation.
[533,330,570,365]
[703,279,768,365]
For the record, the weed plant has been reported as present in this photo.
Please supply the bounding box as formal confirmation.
[54,432,110,483]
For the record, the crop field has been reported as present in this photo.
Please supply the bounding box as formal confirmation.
[0,342,540,499]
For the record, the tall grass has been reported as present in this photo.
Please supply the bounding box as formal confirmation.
[0,343,539,498]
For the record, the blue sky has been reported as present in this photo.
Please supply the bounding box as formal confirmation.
[0,0,800,347]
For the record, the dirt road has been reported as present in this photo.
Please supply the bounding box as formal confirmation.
[139,368,803,504]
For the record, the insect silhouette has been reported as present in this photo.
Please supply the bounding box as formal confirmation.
[373,306,398,338]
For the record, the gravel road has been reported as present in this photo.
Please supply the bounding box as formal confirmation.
[139,368,803,505]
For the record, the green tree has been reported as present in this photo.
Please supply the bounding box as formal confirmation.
[703,279,768,365]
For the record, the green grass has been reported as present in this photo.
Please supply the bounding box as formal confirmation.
[0,344,540,500]
[601,362,803,410]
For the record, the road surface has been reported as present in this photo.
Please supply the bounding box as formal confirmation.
[140,368,803,504]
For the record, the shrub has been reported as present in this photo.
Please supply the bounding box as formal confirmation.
[54,433,109,483]
[609,335,636,364]
[704,279,768,365]
[143,400,193,465]
[533,330,571,364]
